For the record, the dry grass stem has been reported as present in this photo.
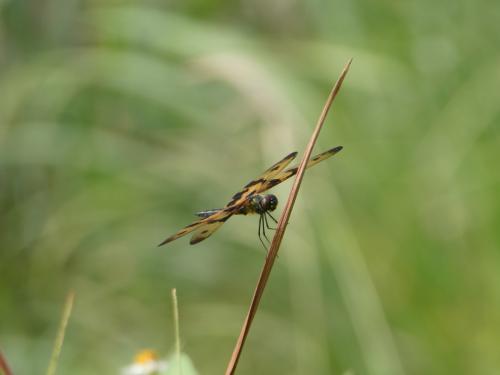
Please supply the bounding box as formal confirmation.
[0,351,14,375]
[225,58,352,375]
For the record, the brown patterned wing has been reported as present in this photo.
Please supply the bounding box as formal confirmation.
[260,146,343,191]
[224,151,297,207]
[158,208,235,246]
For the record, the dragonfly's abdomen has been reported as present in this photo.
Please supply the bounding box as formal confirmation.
[198,194,278,218]
[195,209,222,218]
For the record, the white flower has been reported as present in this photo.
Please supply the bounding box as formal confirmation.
[121,349,168,375]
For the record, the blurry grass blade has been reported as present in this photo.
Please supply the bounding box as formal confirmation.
[322,201,406,374]
[46,291,75,375]
[165,353,198,375]
[171,289,181,375]
[88,6,251,57]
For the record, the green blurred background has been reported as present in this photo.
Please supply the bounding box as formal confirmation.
[1,0,499,374]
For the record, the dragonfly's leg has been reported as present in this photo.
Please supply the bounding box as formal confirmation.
[267,211,278,224]
[262,216,271,244]
[264,212,277,230]
[258,215,267,251]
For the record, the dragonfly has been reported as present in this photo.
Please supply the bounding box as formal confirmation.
[158,145,343,248]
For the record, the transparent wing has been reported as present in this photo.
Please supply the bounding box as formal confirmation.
[224,151,297,207]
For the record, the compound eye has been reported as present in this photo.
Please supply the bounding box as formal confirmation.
[268,195,278,211]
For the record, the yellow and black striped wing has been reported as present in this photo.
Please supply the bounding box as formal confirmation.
[260,146,343,191]
[224,151,297,207]
[158,208,235,246]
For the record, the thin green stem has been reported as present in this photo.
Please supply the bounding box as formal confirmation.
[171,288,182,375]
[46,290,75,375]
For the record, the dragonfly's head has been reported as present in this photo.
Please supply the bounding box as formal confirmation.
[261,194,278,212]
[249,194,278,214]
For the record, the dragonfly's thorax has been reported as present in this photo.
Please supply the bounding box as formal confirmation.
[238,194,278,215]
